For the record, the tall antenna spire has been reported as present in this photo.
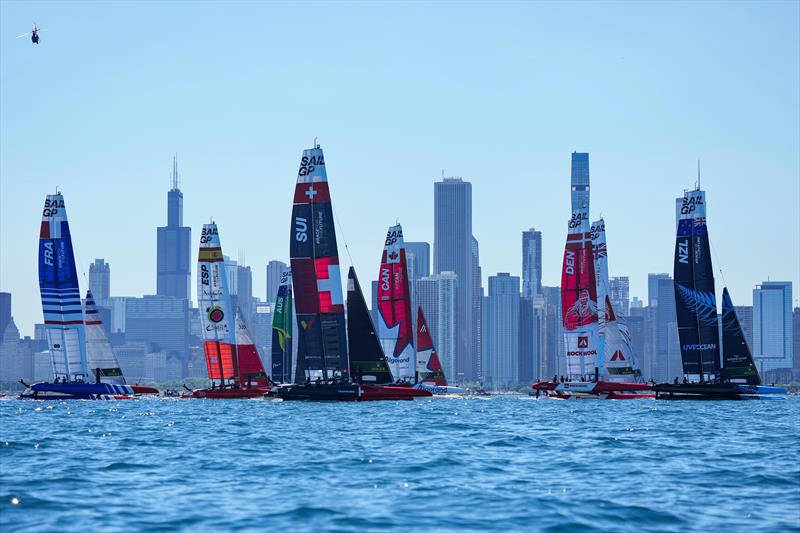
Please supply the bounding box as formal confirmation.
[172,154,179,190]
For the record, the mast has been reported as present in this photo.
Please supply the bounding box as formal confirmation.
[376,224,416,382]
[38,192,89,382]
[289,144,348,382]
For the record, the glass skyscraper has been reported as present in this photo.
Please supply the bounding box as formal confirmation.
[434,177,473,381]
[753,281,793,373]
[522,228,542,298]
[570,152,590,212]
[485,273,520,387]
[89,259,111,307]
[156,156,191,301]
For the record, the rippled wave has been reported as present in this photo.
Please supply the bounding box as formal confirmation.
[1,397,798,532]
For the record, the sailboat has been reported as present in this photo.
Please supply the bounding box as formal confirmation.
[653,187,786,400]
[412,307,468,395]
[272,145,429,401]
[270,268,293,384]
[376,223,416,382]
[21,193,150,400]
[188,222,270,399]
[532,156,651,399]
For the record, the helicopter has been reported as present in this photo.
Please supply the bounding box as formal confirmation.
[17,24,43,44]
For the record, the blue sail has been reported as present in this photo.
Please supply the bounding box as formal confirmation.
[38,193,89,380]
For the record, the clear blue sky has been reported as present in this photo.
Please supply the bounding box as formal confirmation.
[1,1,798,336]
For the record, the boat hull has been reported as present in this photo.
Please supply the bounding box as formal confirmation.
[653,383,787,400]
[19,382,137,400]
[532,380,653,400]
[270,383,431,401]
[187,386,270,399]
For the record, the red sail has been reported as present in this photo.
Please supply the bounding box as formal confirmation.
[204,341,236,381]
[416,307,447,386]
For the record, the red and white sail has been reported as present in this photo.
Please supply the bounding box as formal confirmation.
[592,218,640,381]
[234,311,269,386]
[376,224,415,381]
[561,158,599,379]
[415,307,447,386]
[197,222,238,384]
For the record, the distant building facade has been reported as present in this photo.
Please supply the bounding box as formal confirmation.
[125,295,189,374]
[266,260,287,304]
[521,229,542,298]
[753,281,793,377]
[416,272,458,384]
[485,273,520,387]
[89,259,111,307]
[609,276,630,316]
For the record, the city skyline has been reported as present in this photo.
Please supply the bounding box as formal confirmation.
[1,2,799,336]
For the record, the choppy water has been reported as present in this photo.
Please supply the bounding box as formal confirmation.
[1,396,798,532]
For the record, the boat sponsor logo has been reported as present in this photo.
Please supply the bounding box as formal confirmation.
[298,155,325,176]
[682,343,717,351]
[610,350,625,361]
[568,212,588,229]
[207,305,225,323]
[43,241,54,266]
[42,198,64,217]
[384,227,403,246]
[578,336,588,348]
[295,217,308,242]
[566,350,597,356]
[590,222,605,237]
[677,240,689,264]
[680,194,703,215]
[564,250,575,275]
[200,264,210,285]
[200,225,218,244]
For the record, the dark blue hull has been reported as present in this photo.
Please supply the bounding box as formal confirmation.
[19,382,135,400]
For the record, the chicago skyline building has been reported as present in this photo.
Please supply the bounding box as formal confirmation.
[570,152,590,212]
[655,276,680,382]
[521,228,542,298]
[156,156,191,301]
[124,295,189,370]
[416,272,458,384]
[266,260,288,304]
[434,177,474,381]
[89,259,111,308]
[485,273,520,387]
[0,292,10,339]
[471,236,483,381]
[609,276,630,316]
[753,281,793,375]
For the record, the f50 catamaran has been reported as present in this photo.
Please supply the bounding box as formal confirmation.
[188,222,270,399]
[653,186,786,400]
[272,145,428,401]
[21,193,157,400]
[533,154,651,399]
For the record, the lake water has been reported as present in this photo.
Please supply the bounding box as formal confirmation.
[1,396,798,532]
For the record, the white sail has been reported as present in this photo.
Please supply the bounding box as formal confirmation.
[591,218,640,381]
[84,290,125,384]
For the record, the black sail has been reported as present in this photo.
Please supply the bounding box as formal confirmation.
[720,287,761,385]
[346,267,394,384]
[673,189,721,380]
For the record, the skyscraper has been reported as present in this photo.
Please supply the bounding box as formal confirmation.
[570,152,590,212]
[648,273,670,307]
[518,296,545,383]
[485,273,520,387]
[655,276,680,382]
[521,228,542,298]
[125,295,189,374]
[541,286,563,378]
[792,307,800,379]
[89,259,111,307]
[266,260,288,304]
[609,276,630,316]
[416,272,458,384]
[471,236,483,381]
[753,281,793,375]
[434,177,473,381]
[0,292,10,340]
[156,156,191,300]
[405,242,430,280]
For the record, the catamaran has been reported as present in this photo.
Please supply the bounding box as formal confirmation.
[533,155,651,399]
[271,145,429,401]
[653,186,786,400]
[413,307,468,395]
[21,193,157,400]
[187,222,270,399]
